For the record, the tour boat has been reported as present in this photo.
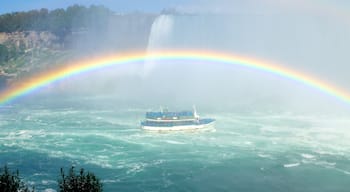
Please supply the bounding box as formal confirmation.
[141,107,215,131]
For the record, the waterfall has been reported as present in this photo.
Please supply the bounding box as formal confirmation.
[144,15,174,75]
[147,14,174,51]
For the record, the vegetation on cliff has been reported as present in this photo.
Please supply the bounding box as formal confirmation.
[0,4,156,87]
[0,5,113,83]
[1,165,103,192]
[0,5,112,40]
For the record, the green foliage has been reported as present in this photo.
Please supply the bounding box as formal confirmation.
[7,45,18,59]
[0,4,112,39]
[58,166,103,192]
[0,44,9,64]
[0,4,113,74]
[0,165,34,192]
[0,165,103,192]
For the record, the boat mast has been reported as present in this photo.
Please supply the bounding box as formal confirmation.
[193,105,199,119]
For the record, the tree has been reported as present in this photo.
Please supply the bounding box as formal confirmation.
[0,44,9,64]
[0,165,34,192]
[58,166,103,192]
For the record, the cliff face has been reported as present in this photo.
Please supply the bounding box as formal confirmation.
[0,13,157,88]
[0,31,61,51]
[0,33,7,43]
[0,13,156,54]
[0,31,62,85]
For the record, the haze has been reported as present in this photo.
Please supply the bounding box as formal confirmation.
[17,0,350,114]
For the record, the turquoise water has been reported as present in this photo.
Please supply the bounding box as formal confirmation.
[1,96,350,191]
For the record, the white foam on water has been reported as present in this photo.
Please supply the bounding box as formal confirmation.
[258,153,272,159]
[27,181,36,186]
[332,167,350,175]
[41,180,56,185]
[33,173,48,176]
[152,159,165,165]
[43,188,56,192]
[126,162,148,175]
[301,153,316,159]
[165,140,186,145]
[102,179,120,183]
[313,161,336,168]
[86,159,112,168]
[283,163,300,168]
[5,130,32,140]
[244,141,253,145]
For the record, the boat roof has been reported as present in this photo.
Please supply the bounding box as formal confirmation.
[146,111,194,119]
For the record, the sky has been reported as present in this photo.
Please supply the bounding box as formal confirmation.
[1,0,350,17]
[0,0,189,14]
[1,0,350,15]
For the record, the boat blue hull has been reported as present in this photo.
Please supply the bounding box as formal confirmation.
[141,118,215,131]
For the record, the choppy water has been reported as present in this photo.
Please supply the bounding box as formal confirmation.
[1,96,350,191]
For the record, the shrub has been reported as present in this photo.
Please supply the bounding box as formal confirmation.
[58,166,102,192]
[0,165,34,192]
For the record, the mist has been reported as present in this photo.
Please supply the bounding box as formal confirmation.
[41,1,350,115]
[3,3,350,191]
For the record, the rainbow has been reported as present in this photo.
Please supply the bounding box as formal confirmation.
[0,50,349,106]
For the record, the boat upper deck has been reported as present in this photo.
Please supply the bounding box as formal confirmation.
[146,111,195,120]
[141,118,215,127]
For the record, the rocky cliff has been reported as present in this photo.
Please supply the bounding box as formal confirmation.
[0,12,157,88]
[0,31,60,50]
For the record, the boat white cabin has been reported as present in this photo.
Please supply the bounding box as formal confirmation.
[141,107,215,131]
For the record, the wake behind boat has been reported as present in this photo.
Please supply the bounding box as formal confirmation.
[141,107,215,131]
